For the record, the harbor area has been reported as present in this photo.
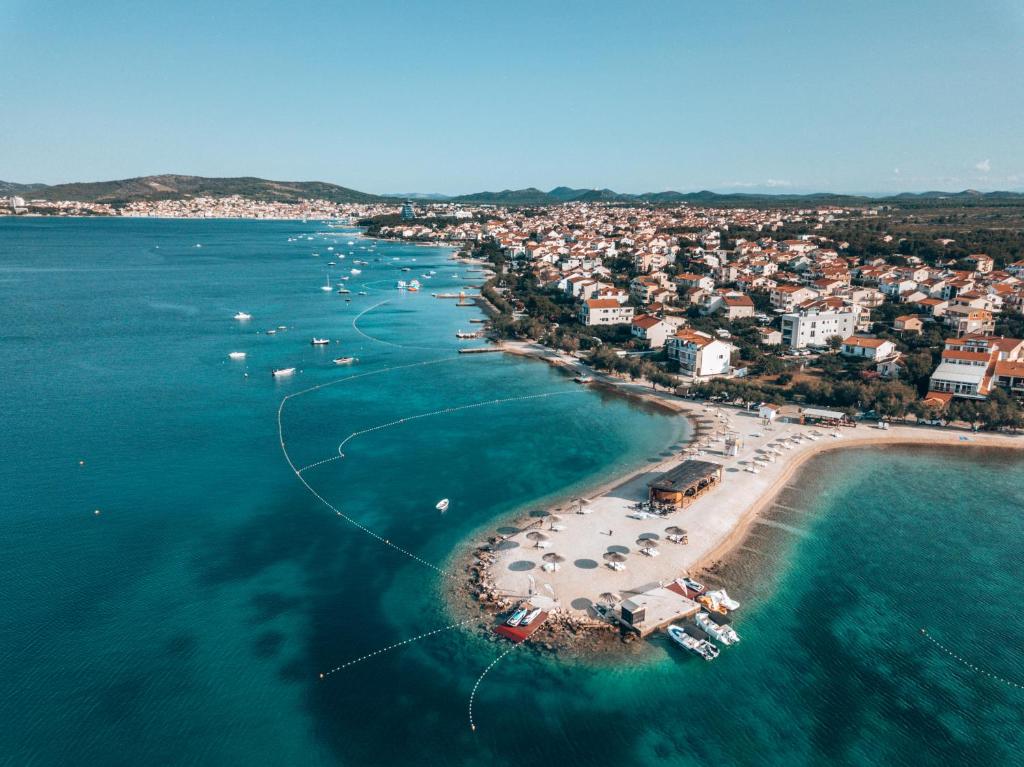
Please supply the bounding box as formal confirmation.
[604,583,699,637]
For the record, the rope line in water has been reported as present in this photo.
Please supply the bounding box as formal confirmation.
[468,644,520,732]
[326,389,586,465]
[351,298,451,351]
[278,357,461,577]
[920,628,1024,690]
[351,300,403,348]
[320,618,476,680]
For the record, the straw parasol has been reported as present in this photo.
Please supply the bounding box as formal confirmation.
[599,591,621,604]
[547,514,563,528]
[665,525,687,536]
[638,538,659,549]
[542,552,566,563]
[603,551,627,563]
[526,531,550,547]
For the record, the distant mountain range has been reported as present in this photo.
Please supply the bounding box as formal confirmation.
[3,174,1023,208]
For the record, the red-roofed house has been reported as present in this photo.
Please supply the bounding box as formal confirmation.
[579,298,634,326]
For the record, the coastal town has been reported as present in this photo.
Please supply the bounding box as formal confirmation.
[364,198,1024,430]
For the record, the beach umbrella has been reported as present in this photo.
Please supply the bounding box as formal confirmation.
[638,538,659,548]
[547,514,563,527]
[665,525,687,536]
[603,551,627,563]
[542,552,566,563]
[526,531,550,547]
[599,591,621,604]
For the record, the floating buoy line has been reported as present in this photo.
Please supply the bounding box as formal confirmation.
[278,357,461,577]
[320,618,476,680]
[277,279,557,730]
[920,628,1024,690]
[295,389,587,474]
[468,644,520,732]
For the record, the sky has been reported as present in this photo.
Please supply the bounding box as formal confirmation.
[1,0,1022,194]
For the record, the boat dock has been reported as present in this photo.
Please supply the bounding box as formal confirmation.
[433,293,481,299]
[458,347,501,354]
[611,584,700,637]
[494,611,549,643]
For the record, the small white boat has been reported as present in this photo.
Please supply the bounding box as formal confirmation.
[435,498,450,512]
[506,608,528,627]
[321,274,333,291]
[333,357,356,365]
[272,367,296,377]
[455,331,476,339]
[358,291,368,296]
[311,338,330,346]
[337,288,351,294]
[396,280,407,289]
[228,352,247,360]
[520,608,542,627]
[233,312,252,320]
[350,268,362,275]
[266,329,277,335]
[679,577,705,594]
[695,612,740,645]
[667,624,719,660]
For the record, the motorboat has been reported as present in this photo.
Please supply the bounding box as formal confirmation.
[266,329,277,335]
[435,498,450,512]
[272,367,296,377]
[695,612,740,645]
[350,268,362,275]
[506,608,528,627]
[407,280,420,292]
[667,624,719,660]
[233,312,252,320]
[455,331,476,339]
[311,338,330,346]
[228,352,247,360]
[337,288,351,294]
[333,357,357,365]
[520,608,542,627]
[358,291,368,296]
[396,280,407,289]
[321,274,333,291]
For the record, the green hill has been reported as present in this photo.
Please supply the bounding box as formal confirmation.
[14,174,386,204]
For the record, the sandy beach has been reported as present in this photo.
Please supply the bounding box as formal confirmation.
[474,342,1024,629]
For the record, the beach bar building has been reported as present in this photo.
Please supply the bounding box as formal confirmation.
[799,407,854,427]
[649,460,723,509]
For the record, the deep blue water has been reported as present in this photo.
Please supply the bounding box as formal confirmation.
[2,218,1023,766]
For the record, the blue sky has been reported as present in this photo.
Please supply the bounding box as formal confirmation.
[1,0,1022,193]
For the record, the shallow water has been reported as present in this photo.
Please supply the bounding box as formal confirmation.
[2,219,1022,766]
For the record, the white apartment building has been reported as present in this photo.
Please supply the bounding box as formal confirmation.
[579,299,635,326]
[666,330,734,378]
[780,301,863,349]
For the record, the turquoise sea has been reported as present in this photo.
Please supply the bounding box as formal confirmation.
[2,218,1023,766]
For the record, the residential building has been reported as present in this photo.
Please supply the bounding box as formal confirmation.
[579,299,634,326]
[894,315,924,334]
[944,306,995,337]
[631,314,670,348]
[780,300,863,349]
[840,335,897,361]
[770,284,818,312]
[666,330,734,378]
